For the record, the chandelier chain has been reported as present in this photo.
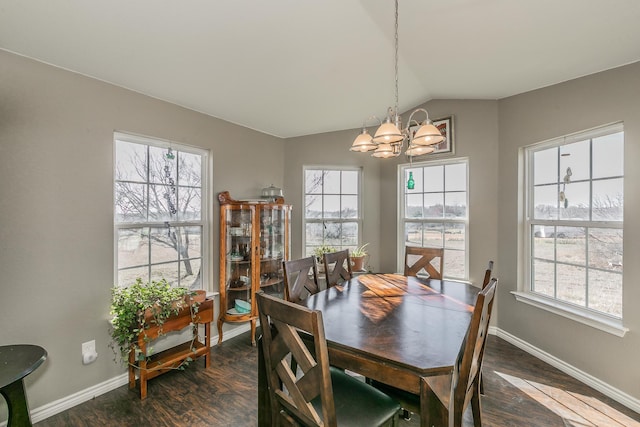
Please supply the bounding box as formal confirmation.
[394,0,399,115]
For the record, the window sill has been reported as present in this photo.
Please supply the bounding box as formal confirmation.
[511,291,628,337]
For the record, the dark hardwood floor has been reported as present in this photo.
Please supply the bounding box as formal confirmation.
[36,333,640,426]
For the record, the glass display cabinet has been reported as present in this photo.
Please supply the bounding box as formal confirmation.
[217,191,291,345]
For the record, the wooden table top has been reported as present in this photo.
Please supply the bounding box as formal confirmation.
[303,273,480,376]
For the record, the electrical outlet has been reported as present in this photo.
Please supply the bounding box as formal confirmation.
[82,340,95,356]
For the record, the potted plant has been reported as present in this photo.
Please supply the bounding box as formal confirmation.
[350,243,369,272]
[109,278,203,365]
[313,245,336,273]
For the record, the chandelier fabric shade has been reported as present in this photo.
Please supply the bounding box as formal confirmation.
[349,0,445,159]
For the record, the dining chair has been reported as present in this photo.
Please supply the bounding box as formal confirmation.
[403,246,444,279]
[283,256,321,304]
[372,278,497,427]
[323,249,353,288]
[479,260,494,395]
[482,260,494,289]
[256,292,401,427]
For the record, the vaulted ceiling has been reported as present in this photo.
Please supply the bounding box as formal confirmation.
[2,1,639,137]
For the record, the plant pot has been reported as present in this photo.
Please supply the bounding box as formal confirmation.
[351,256,366,272]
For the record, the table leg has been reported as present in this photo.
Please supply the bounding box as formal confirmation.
[1,379,33,427]
[204,321,211,368]
[257,335,271,427]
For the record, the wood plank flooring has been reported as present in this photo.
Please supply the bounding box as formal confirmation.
[36,333,640,426]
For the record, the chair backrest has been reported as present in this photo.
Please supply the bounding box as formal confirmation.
[453,278,497,414]
[283,256,320,304]
[404,246,444,279]
[256,292,337,427]
[323,249,353,287]
[482,260,494,289]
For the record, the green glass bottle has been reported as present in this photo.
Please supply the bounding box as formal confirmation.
[407,171,415,190]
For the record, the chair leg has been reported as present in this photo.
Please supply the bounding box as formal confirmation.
[471,380,483,427]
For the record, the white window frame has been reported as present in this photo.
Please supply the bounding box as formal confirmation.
[113,132,210,290]
[398,158,469,281]
[514,123,627,337]
[302,166,363,256]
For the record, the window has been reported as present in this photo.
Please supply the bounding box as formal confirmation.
[399,160,468,280]
[303,168,361,256]
[523,123,624,322]
[114,133,208,289]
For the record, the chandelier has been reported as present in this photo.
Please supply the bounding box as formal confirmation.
[350,0,445,158]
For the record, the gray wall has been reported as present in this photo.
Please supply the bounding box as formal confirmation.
[0,49,285,417]
[2,46,639,420]
[497,61,640,398]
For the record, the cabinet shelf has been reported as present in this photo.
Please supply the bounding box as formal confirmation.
[260,278,283,288]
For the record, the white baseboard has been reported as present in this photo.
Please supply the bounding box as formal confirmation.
[491,327,640,414]
[27,323,252,424]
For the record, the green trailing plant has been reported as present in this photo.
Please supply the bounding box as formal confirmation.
[351,243,369,258]
[109,278,201,366]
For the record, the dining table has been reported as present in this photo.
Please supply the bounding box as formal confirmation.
[257,273,481,427]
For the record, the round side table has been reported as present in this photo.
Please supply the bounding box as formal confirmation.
[0,345,47,427]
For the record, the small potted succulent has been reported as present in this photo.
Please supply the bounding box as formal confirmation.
[350,243,369,272]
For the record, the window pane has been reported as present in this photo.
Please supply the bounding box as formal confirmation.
[181,226,203,259]
[115,182,146,223]
[444,192,466,218]
[424,193,444,218]
[423,223,443,247]
[149,184,176,221]
[305,170,324,194]
[149,145,176,184]
[532,228,553,261]
[588,228,623,270]
[588,270,622,317]
[533,184,558,220]
[444,223,465,250]
[444,249,465,280]
[178,152,202,185]
[592,178,623,221]
[341,195,358,218]
[305,195,322,218]
[423,165,443,192]
[445,163,466,191]
[407,167,423,192]
[341,222,358,246]
[324,171,340,194]
[324,222,341,246]
[559,181,589,220]
[405,223,422,246]
[118,266,149,287]
[181,258,202,289]
[404,194,422,218]
[557,264,586,306]
[593,132,623,179]
[342,170,358,194]
[150,262,180,287]
[306,223,324,245]
[118,228,149,269]
[115,140,147,182]
[406,194,423,218]
[323,195,340,218]
[534,148,557,185]
[556,227,586,265]
[150,227,179,264]
[560,140,589,181]
[178,187,201,221]
[532,259,554,297]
